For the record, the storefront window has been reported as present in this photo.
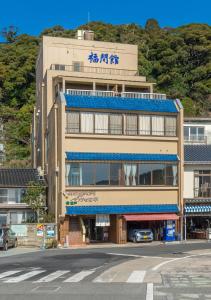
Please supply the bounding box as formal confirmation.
[95,163,110,185]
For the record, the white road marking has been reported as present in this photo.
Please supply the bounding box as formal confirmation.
[35,270,70,282]
[152,252,211,271]
[5,270,45,283]
[106,252,172,259]
[126,270,146,283]
[146,283,153,300]
[64,270,95,282]
[0,270,22,279]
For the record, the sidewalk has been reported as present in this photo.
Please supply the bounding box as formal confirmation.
[0,246,40,258]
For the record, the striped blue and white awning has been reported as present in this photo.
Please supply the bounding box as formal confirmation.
[185,205,211,213]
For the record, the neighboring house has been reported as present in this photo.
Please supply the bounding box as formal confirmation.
[0,168,41,225]
[33,32,183,245]
[184,117,211,145]
[184,145,211,239]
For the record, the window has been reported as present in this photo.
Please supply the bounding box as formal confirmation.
[109,114,122,135]
[152,116,164,136]
[95,113,109,134]
[123,164,137,186]
[165,117,177,136]
[125,115,137,135]
[165,165,178,186]
[138,164,152,185]
[95,163,110,185]
[54,64,65,71]
[152,164,165,185]
[194,170,211,197]
[184,126,205,142]
[139,115,151,135]
[66,112,80,133]
[66,162,178,187]
[0,189,22,204]
[73,61,83,72]
[0,189,7,203]
[66,163,81,186]
[110,163,123,185]
[81,112,94,133]
[81,163,95,185]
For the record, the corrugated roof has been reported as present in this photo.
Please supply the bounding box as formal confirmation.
[0,168,41,187]
[184,145,211,163]
[66,152,178,161]
[64,94,178,113]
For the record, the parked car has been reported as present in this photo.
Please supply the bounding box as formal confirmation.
[128,228,153,243]
[0,228,18,251]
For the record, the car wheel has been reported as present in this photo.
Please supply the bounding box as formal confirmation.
[14,240,18,248]
[3,242,8,251]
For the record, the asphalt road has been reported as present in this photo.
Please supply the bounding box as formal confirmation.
[0,242,211,300]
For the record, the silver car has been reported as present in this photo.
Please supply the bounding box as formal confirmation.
[0,228,18,251]
[128,228,153,243]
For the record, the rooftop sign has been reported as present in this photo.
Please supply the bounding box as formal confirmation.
[88,52,119,65]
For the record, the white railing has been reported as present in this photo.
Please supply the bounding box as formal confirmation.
[66,89,115,97]
[121,92,166,100]
[66,89,167,100]
[184,135,207,144]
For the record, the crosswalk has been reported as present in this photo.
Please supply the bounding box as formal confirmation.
[0,268,147,284]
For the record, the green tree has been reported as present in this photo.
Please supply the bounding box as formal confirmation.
[22,181,46,222]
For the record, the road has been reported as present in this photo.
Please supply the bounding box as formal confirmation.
[0,242,211,300]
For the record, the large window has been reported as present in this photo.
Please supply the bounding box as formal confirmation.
[66,112,80,133]
[194,170,211,198]
[0,189,23,204]
[184,126,205,142]
[125,115,137,135]
[65,162,178,187]
[109,114,122,135]
[66,111,177,137]
[152,116,164,136]
[95,113,108,134]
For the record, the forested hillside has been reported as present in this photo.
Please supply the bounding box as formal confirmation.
[0,20,210,166]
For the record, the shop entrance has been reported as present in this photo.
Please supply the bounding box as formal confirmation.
[185,216,211,239]
[83,218,109,242]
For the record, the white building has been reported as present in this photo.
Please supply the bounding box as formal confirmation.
[184,118,211,239]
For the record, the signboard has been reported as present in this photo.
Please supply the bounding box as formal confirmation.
[46,224,56,238]
[88,52,119,65]
[11,225,27,237]
[96,214,110,227]
[36,224,44,237]
[65,192,98,206]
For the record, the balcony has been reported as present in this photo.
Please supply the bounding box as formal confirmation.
[50,64,138,76]
[65,89,167,100]
[184,135,207,144]
[194,186,211,198]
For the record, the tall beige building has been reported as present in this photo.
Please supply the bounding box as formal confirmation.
[33,32,183,245]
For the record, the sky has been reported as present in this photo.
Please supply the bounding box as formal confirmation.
[0,0,210,40]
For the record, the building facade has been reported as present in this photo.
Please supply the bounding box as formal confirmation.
[33,33,183,245]
[184,118,211,239]
[0,169,40,225]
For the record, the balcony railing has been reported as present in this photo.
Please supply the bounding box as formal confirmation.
[194,187,211,198]
[184,135,207,144]
[50,64,138,76]
[65,89,167,100]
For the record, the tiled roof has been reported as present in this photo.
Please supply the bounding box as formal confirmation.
[184,145,211,163]
[64,94,178,113]
[0,168,41,187]
[66,152,178,161]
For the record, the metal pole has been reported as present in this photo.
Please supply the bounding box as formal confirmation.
[184,215,187,241]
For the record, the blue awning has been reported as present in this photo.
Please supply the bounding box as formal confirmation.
[66,204,179,215]
[185,205,211,213]
[66,152,179,162]
[64,94,178,113]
